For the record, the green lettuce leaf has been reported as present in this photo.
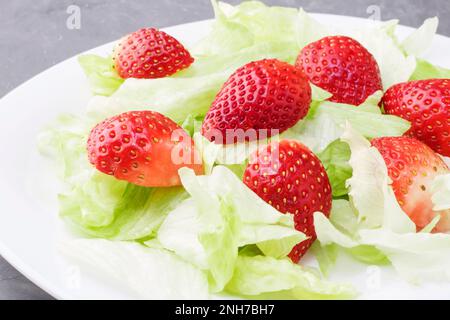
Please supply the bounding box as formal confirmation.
[341,125,416,231]
[39,114,187,240]
[194,0,301,56]
[78,55,124,96]
[60,239,209,299]
[156,166,304,292]
[317,140,352,197]
[401,17,439,57]
[225,255,356,299]
[310,242,339,276]
[86,72,227,124]
[282,92,410,153]
[410,59,450,81]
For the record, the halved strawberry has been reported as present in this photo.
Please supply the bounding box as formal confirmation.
[201,59,312,144]
[243,140,332,262]
[87,111,203,187]
[113,28,194,79]
[382,79,450,157]
[372,136,450,232]
[296,36,382,106]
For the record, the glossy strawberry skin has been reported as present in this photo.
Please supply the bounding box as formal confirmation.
[372,136,450,232]
[113,28,194,79]
[243,140,332,262]
[87,111,203,187]
[296,36,382,106]
[382,79,450,157]
[201,59,312,144]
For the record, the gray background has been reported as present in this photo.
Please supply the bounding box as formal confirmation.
[0,0,449,300]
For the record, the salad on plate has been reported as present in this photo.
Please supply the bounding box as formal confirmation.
[38,0,450,299]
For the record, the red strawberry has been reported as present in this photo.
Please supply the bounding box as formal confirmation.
[201,59,312,144]
[113,28,194,79]
[296,36,382,106]
[382,79,450,157]
[371,136,450,232]
[87,111,203,187]
[243,140,332,262]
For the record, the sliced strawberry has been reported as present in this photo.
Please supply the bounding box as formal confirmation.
[296,36,382,106]
[382,79,450,157]
[201,59,311,144]
[243,140,332,262]
[87,111,203,187]
[113,28,194,79]
[372,136,450,232]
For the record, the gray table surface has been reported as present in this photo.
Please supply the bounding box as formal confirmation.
[1,0,449,300]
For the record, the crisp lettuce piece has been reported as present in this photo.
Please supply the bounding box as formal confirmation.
[39,114,187,240]
[157,166,304,292]
[201,1,301,51]
[310,242,339,276]
[401,17,439,57]
[78,55,124,96]
[410,59,450,81]
[60,239,209,299]
[193,0,255,55]
[61,184,187,240]
[314,126,450,283]
[282,92,410,153]
[86,72,227,124]
[317,140,352,197]
[341,125,416,231]
[185,41,299,77]
[225,255,356,299]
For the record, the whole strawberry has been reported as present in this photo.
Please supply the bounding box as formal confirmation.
[113,28,194,79]
[382,79,450,157]
[201,59,312,144]
[372,136,450,232]
[296,36,382,106]
[87,111,203,187]
[243,140,332,262]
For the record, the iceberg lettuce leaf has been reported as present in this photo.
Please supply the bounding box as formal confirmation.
[39,114,187,240]
[225,255,356,299]
[157,166,304,292]
[410,59,450,81]
[78,55,124,96]
[60,239,209,299]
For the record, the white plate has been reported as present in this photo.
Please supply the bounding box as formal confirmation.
[0,14,449,300]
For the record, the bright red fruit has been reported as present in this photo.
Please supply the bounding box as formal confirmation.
[243,140,332,262]
[296,36,382,106]
[113,28,194,79]
[87,111,203,187]
[201,59,312,144]
[372,136,450,232]
[382,79,450,157]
